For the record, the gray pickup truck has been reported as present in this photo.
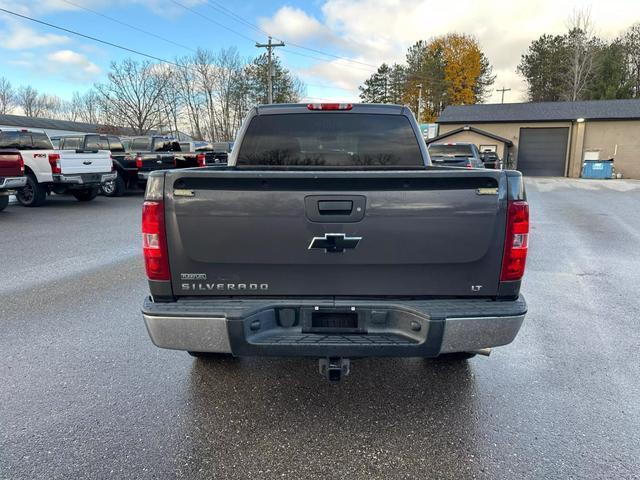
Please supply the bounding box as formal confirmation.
[141,103,529,381]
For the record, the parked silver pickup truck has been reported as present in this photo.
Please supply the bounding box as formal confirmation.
[141,103,529,381]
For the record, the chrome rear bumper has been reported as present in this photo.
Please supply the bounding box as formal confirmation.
[0,176,27,190]
[142,296,526,357]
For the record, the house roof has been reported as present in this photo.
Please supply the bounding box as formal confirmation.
[438,99,640,124]
[426,125,513,146]
[0,113,139,135]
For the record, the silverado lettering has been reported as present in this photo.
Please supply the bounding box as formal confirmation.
[181,283,269,291]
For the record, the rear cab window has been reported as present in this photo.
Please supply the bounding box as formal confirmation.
[31,133,53,150]
[131,138,150,151]
[0,131,53,150]
[85,135,109,150]
[237,113,424,167]
[428,144,474,157]
[61,137,81,150]
[153,139,181,152]
[108,136,125,152]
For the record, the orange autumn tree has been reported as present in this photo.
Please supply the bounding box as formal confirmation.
[363,34,494,122]
[433,34,484,105]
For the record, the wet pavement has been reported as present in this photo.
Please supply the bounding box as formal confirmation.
[1,179,639,479]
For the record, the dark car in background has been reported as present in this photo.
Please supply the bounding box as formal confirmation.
[179,141,230,166]
[53,134,136,197]
[428,142,484,169]
[480,151,501,169]
[129,136,205,187]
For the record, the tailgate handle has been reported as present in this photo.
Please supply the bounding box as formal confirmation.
[305,195,366,223]
[318,200,353,215]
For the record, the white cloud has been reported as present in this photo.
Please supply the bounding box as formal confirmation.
[47,49,102,76]
[0,21,70,50]
[259,6,338,45]
[262,0,640,104]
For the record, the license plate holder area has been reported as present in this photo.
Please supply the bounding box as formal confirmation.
[303,309,364,334]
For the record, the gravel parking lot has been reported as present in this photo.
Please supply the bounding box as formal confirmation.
[1,178,639,479]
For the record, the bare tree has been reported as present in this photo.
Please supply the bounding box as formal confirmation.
[624,22,640,97]
[175,55,205,140]
[67,90,104,124]
[15,86,62,118]
[0,77,16,115]
[211,47,247,141]
[39,94,62,118]
[95,59,171,134]
[17,86,41,117]
[192,49,219,141]
[157,66,183,136]
[564,7,599,101]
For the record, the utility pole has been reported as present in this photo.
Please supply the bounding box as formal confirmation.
[255,36,285,104]
[416,83,423,122]
[496,86,511,104]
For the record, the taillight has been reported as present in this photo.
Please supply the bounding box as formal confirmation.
[135,155,143,169]
[48,153,61,174]
[0,152,25,173]
[142,201,170,281]
[466,161,473,169]
[110,153,115,172]
[197,153,206,167]
[307,103,353,110]
[500,201,529,281]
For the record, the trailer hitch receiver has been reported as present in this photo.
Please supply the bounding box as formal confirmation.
[319,358,351,382]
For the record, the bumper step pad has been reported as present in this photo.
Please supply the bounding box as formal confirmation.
[253,333,418,346]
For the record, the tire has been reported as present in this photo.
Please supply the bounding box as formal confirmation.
[0,195,8,212]
[188,351,233,359]
[435,352,477,361]
[101,170,126,197]
[72,187,99,202]
[16,174,47,207]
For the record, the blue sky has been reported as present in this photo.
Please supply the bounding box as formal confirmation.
[0,0,638,105]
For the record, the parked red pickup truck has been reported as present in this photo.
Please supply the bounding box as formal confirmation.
[0,150,26,212]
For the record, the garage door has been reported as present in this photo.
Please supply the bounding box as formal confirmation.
[517,128,568,176]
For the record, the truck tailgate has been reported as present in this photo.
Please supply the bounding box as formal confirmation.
[59,149,112,174]
[139,154,175,172]
[165,169,507,298]
[0,151,24,177]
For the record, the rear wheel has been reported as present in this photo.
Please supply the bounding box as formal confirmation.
[16,174,47,207]
[72,187,99,202]
[0,195,8,212]
[188,351,233,359]
[101,171,126,197]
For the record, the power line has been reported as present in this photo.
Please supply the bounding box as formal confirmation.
[205,0,271,37]
[203,0,379,70]
[172,0,376,74]
[304,82,355,92]
[284,49,375,73]
[168,0,257,43]
[0,7,182,67]
[59,0,197,53]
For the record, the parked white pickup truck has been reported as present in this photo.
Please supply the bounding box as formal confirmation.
[0,129,115,206]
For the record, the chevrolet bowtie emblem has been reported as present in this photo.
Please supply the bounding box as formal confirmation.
[308,233,362,253]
